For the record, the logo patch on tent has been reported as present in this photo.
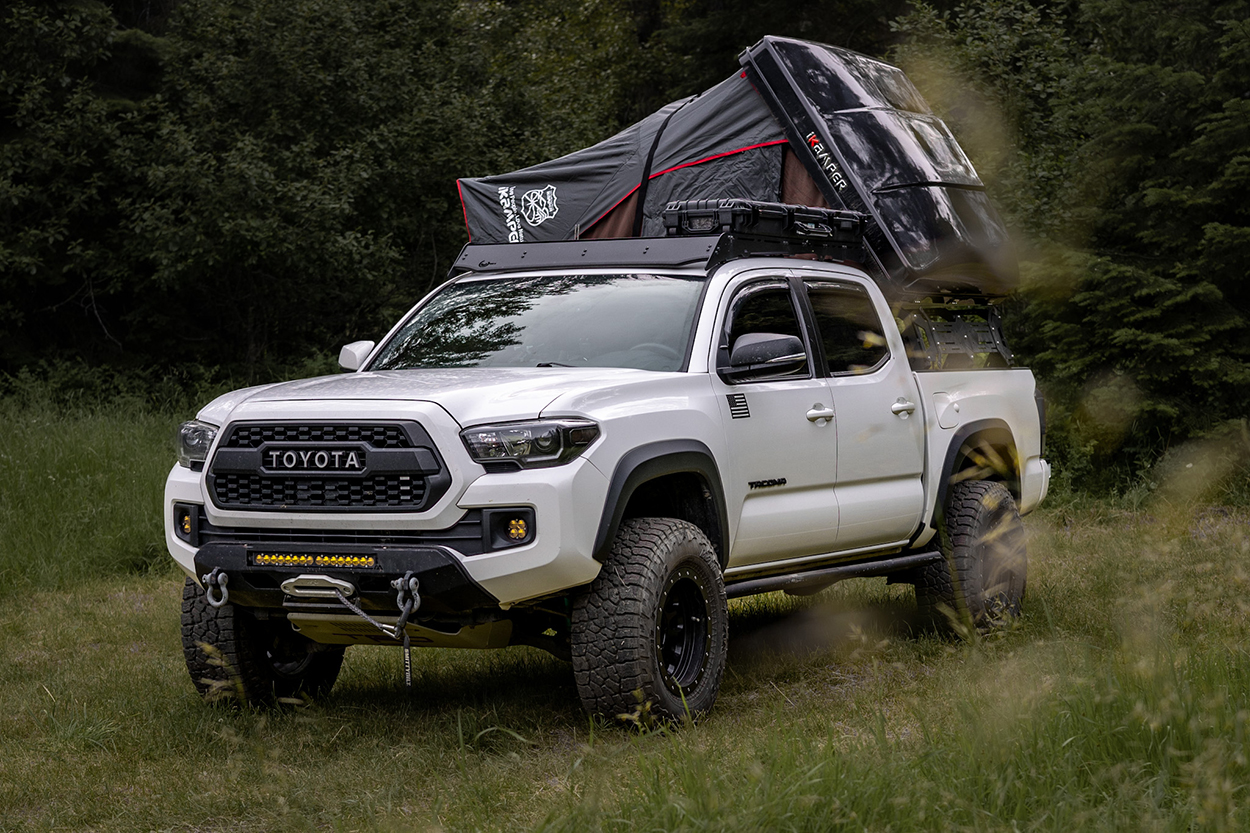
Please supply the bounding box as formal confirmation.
[497,186,524,242]
[521,185,559,226]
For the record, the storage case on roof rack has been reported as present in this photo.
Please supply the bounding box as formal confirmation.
[662,199,863,245]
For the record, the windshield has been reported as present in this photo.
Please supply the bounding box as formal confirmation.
[369,273,705,372]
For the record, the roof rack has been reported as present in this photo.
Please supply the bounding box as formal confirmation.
[451,232,865,278]
[451,199,868,278]
[452,236,722,276]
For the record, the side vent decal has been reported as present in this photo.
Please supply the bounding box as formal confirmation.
[727,393,750,419]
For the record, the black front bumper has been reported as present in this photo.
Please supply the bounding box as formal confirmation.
[192,542,498,618]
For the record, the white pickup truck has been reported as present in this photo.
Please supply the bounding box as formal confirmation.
[166,203,1049,719]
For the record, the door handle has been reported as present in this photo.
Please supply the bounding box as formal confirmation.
[806,404,834,422]
[891,398,917,416]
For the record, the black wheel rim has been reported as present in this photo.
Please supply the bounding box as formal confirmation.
[264,627,317,680]
[655,566,711,697]
[269,648,315,679]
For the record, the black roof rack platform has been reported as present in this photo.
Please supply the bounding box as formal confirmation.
[452,198,868,278]
[452,236,723,276]
[453,236,866,282]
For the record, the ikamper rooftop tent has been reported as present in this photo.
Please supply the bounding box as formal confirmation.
[457,36,1017,297]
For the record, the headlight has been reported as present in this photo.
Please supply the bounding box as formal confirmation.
[177,420,219,468]
[461,419,599,469]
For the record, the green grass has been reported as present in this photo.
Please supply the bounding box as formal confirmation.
[0,400,179,597]
[2,402,1249,831]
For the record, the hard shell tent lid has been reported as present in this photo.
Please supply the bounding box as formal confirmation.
[456,36,1017,296]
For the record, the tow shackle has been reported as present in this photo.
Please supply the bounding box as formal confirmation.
[391,571,421,614]
[202,567,230,608]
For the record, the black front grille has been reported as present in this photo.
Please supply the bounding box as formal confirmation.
[207,421,449,512]
[225,424,411,449]
[213,473,426,508]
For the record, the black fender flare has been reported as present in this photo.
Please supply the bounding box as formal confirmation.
[593,440,729,566]
[933,418,1019,522]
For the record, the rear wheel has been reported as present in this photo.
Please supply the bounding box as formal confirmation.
[916,480,1027,633]
[181,577,345,704]
[571,518,728,721]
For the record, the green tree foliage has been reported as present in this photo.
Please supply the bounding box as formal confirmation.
[120,0,512,376]
[0,1,156,370]
[1,0,553,379]
[630,0,910,109]
[457,0,914,162]
[894,0,1250,484]
[461,0,644,164]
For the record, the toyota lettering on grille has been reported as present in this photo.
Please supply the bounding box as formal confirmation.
[264,448,366,472]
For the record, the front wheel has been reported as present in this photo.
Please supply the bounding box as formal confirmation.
[181,577,345,705]
[571,518,728,721]
[915,480,1027,633]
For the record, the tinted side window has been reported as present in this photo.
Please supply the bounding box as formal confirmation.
[807,282,889,374]
[726,282,808,379]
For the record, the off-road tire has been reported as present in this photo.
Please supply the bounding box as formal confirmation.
[181,577,345,705]
[915,480,1027,633]
[571,518,728,722]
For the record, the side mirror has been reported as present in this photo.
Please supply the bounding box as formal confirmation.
[338,340,376,371]
[720,333,807,382]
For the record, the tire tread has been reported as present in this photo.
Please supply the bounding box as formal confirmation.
[181,577,344,704]
[915,480,1026,633]
[571,518,727,720]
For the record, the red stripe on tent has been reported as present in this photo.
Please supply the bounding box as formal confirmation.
[648,139,789,179]
[586,139,788,232]
[456,179,471,239]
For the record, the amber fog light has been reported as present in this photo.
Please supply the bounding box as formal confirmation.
[173,504,199,545]
[483,508,536,551]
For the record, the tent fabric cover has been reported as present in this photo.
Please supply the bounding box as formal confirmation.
[457,36,1017,295]
[458,72,786,245]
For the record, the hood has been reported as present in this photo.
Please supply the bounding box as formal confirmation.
[205,367,665,427]
[197,381,285,427]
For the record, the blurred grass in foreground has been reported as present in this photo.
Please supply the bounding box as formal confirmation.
[2,502,1248,830]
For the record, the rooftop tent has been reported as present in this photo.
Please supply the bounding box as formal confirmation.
[457,36,1017,296]
[456,70,792,243]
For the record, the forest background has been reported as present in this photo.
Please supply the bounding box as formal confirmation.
[4,0,1250,494]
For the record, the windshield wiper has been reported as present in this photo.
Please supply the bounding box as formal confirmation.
[536,361,574,367]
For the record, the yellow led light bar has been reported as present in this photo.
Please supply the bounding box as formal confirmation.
[252,553,376,569]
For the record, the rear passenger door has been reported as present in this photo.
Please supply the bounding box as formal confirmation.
[802,276,925,549]
[711,274,840,567]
